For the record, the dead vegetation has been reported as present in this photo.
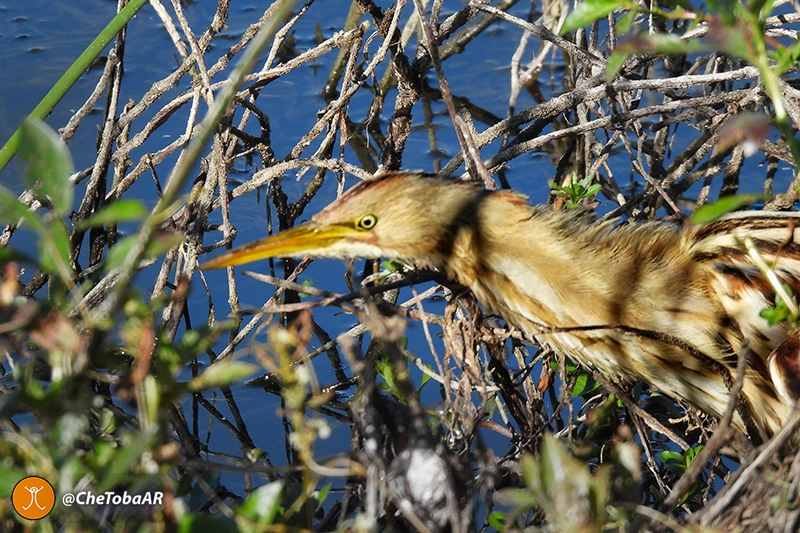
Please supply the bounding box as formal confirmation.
[4,0,800,531]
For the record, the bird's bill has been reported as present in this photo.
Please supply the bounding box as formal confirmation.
[200,224,354,269]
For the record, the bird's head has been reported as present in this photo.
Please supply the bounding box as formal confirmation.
[200,172,488,270]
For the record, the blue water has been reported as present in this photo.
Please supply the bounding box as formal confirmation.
[0,0,785,519]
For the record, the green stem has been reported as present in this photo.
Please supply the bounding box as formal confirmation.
[0,0,150,173]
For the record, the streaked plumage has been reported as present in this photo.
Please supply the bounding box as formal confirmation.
[203,172,800,439]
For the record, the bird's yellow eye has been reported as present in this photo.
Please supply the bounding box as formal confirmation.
[356,214,378,230]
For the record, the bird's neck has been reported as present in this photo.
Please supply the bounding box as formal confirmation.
[432,193,691,330]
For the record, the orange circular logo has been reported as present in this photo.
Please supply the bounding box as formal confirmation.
[11,476,55,520]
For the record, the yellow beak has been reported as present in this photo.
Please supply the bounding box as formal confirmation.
[200,223,356,270]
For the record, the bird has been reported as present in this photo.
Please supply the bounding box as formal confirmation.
[202,171,800,440]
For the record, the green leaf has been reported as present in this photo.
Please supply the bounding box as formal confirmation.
[486,395,497,420]
[684,445,703,465]
[606,50,631,82]
[147,231,185,257]
[38,220,73,279]
[616,9,638,33]
[78,200,149,229]
[105,237,136,272]
[315,483,331,507]
[572,371,601,398]
[704,17,754,61]
[105,231,185,271]
[143,374,160,423]
[238,480,284,525]
[538,436,560,495]
[562,0,628,33]
[615,33,705,56]
[299,279,314,298]
[418,370,431,392]
[584,183,602,196]
[188,361,258,391]
[19,118,74,217]
[572,373,590,397]
[761,306,791,326]
[550,359,579,373]
[375,358,401,398]
[706,0,737,23]
[773,39,800,75]
[381,259,404,272]
[0,466,29,495]
[551,174,602,207]
[514,434,611,530]
[0,186,44,232]
[499,487,536,510]
[649,484,665,504]
[760,286,799,326]
[659,450,683,463]
[689,193,762,224]
[487,511,506,530]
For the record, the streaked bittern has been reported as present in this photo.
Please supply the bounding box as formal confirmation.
[202,172,800,439]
